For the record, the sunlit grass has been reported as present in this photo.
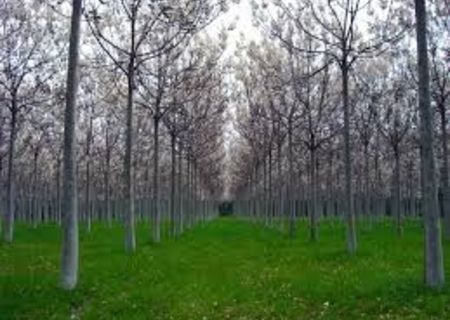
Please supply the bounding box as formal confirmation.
[1,218,449,319]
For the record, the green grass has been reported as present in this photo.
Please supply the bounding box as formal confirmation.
[1,218,450,319]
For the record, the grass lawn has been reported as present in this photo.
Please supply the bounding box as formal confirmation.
[1,218,450,319]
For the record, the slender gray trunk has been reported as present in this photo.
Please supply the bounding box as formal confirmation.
[85,116,92,233]
[152,115,161,242]
[342,64,357,253]
[277,140,282,225]
[363,143,370,222]
[268,146,273,225]
[56,156,62,225]
[124,56,136,252]
[193,161,198,224]
[105,128,112,227]
[374,132,382,218]
[186,158,191,226]
[170,133,176,236]
[60,0,82,290]
[122,5,139,252]
[3,101,17,243]
[32,150,39,228]
[310,147,318,241]
[414,0,445,289]
[177,143,184,234]
[288,123,295,237]
[394,147,402,235]
[407,160,416,218]
[263,154,267,225]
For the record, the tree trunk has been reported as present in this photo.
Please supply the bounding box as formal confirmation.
[310,147,318,241]
[60,0,82,290]
[170,133,176,236]
[186,158,191,227]
[414,0,445,289]
[177,143,184,234]
[3,100,17,243]
[85,116,93,233]
[193,161,198,224]
[407,159,416,218]
[263,154,268,225]
[152,115,161,242]
[277,140,282,226]
[32,150,39,228]
[123,57,136,252]
[105,134,112,227]
[56,156,62,225]
[268,146,273,225]
[363,142,370,224]
[288,122,295,237]
[374,132,380,218]
[327,150,334,218]
[342,64,357,253]
[393,147,402,235]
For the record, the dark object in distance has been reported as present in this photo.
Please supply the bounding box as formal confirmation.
[219,202,234,216]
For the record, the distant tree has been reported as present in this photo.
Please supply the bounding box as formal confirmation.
[374,64,414,235]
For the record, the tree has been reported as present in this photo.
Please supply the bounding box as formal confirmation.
[296,61,339,241]
[86,0,165,250]
[375,64,414,235]
[60,0,83,291]
[414,0,445,289]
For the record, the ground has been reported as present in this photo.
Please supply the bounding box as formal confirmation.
[1,218,450,319]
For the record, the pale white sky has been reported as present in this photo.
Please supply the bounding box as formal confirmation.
[207,0,261,52]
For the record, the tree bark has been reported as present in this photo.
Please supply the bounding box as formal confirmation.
[193,161,198,224]
[263,154,268,225]
[177,142,184,234]
[363,142,370,223]
[152,115,161,242]
[56,156,62,225]
[268,146,273,225]
[170,133,176,236]
[124,55,136,252]
[122,4,140,252]
[277,139,282,226]
[414,0,445,289]
[393,147,402,235]
[60,0,82,290]
[310,147,318,241]
[105,126,112,228]
[32,150,39,228]
[342,64,357,253]
[3,100,17,243]
[85,116,93,233]
[288,122,295,237]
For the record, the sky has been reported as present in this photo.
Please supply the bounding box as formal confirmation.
[208,0,261,51]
